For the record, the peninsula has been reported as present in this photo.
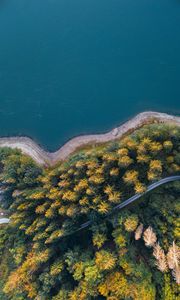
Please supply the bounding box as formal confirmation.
[0,111,179,300]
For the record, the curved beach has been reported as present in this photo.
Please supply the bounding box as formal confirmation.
[0,111,179,166]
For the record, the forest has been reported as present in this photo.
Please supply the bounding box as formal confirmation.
[0,123,180,300]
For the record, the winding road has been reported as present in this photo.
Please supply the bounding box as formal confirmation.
[0,218,10,225]
[0,175,180,228]
[77,175,180,231]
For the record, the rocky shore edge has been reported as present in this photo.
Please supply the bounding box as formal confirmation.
[0,111,179,166]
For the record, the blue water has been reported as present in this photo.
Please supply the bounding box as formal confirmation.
[0,0,180,150]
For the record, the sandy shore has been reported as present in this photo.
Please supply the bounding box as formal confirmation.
[0,111,179,166]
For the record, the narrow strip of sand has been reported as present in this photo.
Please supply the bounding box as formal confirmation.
[0,111,179,166]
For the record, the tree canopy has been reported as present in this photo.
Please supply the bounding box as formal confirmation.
[0,123,180,299]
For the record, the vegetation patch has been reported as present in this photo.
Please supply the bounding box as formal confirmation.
[0,123,180,299]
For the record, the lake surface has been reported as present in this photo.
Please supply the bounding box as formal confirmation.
[0,0,180,151]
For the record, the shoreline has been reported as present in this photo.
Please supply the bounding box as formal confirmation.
[0,111,179,166]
